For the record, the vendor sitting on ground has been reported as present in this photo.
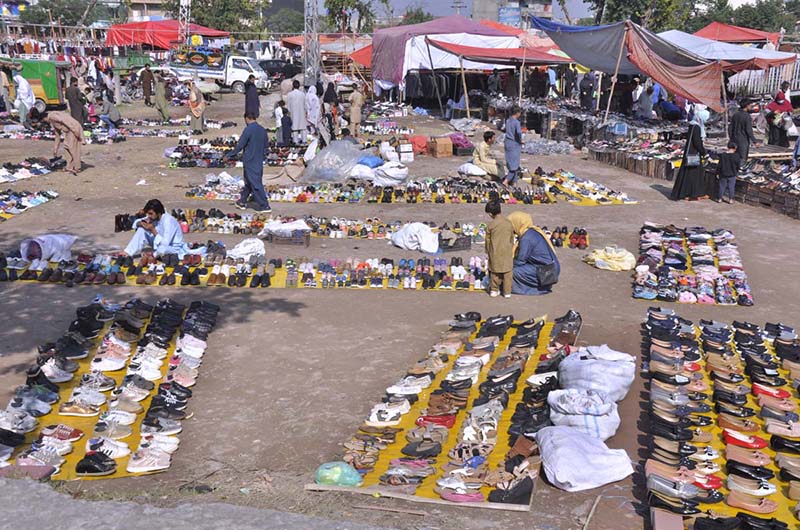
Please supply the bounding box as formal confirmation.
[120,199,204,258]
[473,131,504,180]
[508,211,560,296]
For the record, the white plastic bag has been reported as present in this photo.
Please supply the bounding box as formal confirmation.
[458,163,487,176]
[226,238,266,260]
[536,426,634,492]
[390,222,439,254]
[548,389,621,441]
[557,345,635,402]
[373,161,409,186]
[380,141,400,162]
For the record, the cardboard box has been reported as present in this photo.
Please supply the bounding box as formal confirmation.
[400,152,414,163]
[398,143,413,153]
[428,137,453,158]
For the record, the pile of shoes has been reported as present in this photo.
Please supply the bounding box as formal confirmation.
[644,307,800,523]
[282,256,487,291]
[0,296,216,478]
[541,225,588,249]
[0,189,58,221]
[120,118,236,129]
[0,158,61,183]
[633,223,754,306]
[537,168,638,205]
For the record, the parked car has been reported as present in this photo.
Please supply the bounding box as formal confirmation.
[258,59,301,80]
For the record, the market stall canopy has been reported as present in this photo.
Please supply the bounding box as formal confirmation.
[479,19,560,50]
[350,44,372,68]
[530,17,724,112]
[372,15,520,87]
[659,30,795,71]
[694,21,779,45]
[281,34,371,53]
[105,20,229,50]
[426,38,573,67]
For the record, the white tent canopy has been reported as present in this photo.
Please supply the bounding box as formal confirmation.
[658,30,796,66]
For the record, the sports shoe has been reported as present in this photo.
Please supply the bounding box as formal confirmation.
[93,420,132,440]
[40,424,83,442]
[86,437,131,459]
[140,432,180,452]
[111,385,150,402]
[90,356,127,372]
[99,410,137,426]
[79,371,116,392]
[40,358,73,383]
[126,449,171,473]
[0,410,38,433]
[17,384,59,405]
[69,388,107,407]
[75,451,117,476]
[126,363,162,382]
[141,417,182,436]
[24,446,65,470]
[7,395,51,417]
[32,436,73,456]
[59,400,100,417]
[386,376,432,395]
[109,397,143,414]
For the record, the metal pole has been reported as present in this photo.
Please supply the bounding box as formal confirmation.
[459,55,470,119]
[721,63,729,140]
[518,55,525,107]
[595,72,602,111]
[425,39,444,117]
[603,26,627,124]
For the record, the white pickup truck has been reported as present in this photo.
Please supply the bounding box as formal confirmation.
[170,52,270,94]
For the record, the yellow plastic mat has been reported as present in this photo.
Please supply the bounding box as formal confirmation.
[308,317,555,511]
[11,314,183,481]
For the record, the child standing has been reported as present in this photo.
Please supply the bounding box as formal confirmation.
[485,201,514,298]
[717,141,741,204]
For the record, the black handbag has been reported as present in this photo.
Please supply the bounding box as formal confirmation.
[537,262,559,287]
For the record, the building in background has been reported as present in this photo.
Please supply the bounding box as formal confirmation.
[473,0,554,28]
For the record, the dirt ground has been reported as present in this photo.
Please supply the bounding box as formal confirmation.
[1,92,799,530]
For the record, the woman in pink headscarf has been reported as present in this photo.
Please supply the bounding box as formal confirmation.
[765,91,793,147]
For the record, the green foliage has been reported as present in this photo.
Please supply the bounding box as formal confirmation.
[588,0,795,33]
[162,0,266,33]
[402,6,433,25]
[267,8,304,34]
[19,0,107,26]
[324,0,377,32]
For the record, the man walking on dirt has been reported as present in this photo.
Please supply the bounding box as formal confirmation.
[141,64,154,107]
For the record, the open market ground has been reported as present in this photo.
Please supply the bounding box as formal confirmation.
[1,93,799,530]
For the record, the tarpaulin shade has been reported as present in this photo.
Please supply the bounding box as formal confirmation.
[426,38,573,67]
[659,29,796,72]
[694,21,779,45]
[105,20,229,50]
[372,15,519,86]
[531,17,724,112]
[350,44,372,68]
[479,20,525,36]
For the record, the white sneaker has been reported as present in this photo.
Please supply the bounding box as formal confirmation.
[87,437,131,458]
[126,363,162,381]
[386,375,432,395]
[91,356,127,372]
[40,359,73,383]
[126,449,171,473]
[99,410,137,426]
[365,408,402,427]
[34,436,73,456]
[490,291,500,298]
[370,399,410,416]
[70,387,107,407]
[112,385,150,402]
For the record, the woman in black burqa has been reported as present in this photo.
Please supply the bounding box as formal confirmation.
[671,109,709,201]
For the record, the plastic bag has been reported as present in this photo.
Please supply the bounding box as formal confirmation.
[226,238,265,260]
[314,461,363,487]
[557,345,635,402]
[358,155,384,168]
[373,161,409,186]
[301,140,363,182]
[536,426,633,492]
[458,163,487,177]
[548,388,621,441]
[379,141,399,162]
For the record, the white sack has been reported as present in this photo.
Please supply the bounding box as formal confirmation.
[226,238,266,260]
[380,141,400,162]
[390,222,439,254]
[536,426,634,492]
[557,344,636,402]
[458,163,487,176]
[258,219,311,238]
[20,234,77,262]
[349,164,376,180]
[548,388,621,441]
[373,161,409,187]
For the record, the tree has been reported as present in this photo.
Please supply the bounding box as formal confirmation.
[162,0,265,34]
[731,0,795,32]
[19,0,109,27]
[324,0,377,32]
[268,8,304,34]
[684,0,734,34]
[402,6,433,24]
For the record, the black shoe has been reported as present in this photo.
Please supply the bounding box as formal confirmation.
[770,434,800,455]
[649,420,693,441]
[75,451,117,476]
[647,491,700,515]
[726,461,774,481]
[0,427,26,447]
[693,517,743,530]
[487,475,533,505]
[715,403,755,418]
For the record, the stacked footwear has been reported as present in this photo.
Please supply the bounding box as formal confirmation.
[0,189,58,221]
[633,223,754,306]
[644,309,800,524]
